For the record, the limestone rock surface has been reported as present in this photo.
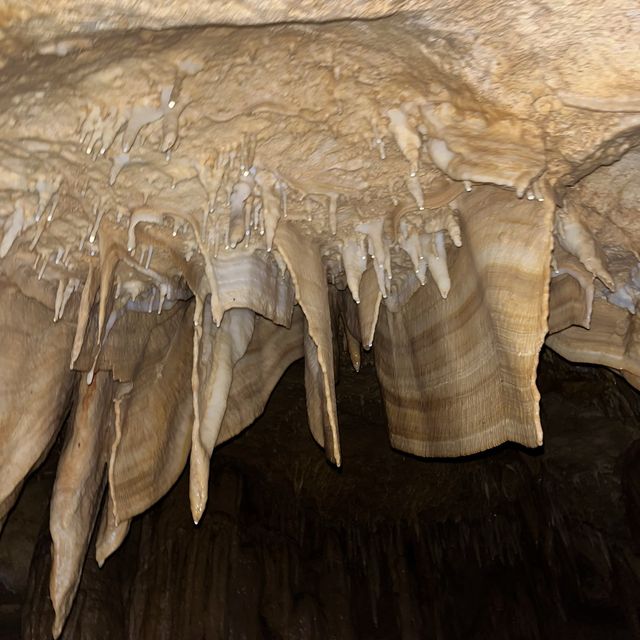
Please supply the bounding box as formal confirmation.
[0,1,638,636]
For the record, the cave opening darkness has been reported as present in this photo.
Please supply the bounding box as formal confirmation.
[1,349,640,639]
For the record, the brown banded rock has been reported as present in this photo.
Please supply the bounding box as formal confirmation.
[0,1,638,636]
[375,186,553,456]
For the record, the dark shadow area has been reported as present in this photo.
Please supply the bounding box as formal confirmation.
[2,346,640,639]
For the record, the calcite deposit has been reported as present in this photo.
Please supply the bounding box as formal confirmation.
[0,0,638,636]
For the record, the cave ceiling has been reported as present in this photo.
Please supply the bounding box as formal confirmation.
[0,0,639,636]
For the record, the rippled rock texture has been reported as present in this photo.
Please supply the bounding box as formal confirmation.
[0,1,639,637]
[2,351,639,639]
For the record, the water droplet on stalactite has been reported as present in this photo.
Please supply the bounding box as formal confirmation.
[45,190,61,223]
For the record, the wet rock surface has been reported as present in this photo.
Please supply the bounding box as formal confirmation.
[2,348,640,639]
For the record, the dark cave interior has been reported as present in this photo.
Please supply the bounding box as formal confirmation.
[2,347,640,640]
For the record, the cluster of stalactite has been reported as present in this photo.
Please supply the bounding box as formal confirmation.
[11,352,640,639]
[0,8,639,635]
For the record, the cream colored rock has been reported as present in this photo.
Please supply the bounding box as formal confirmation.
[0,2,638,634]
[108,302,194,523]
[547,299,640,387]
[190,306,255,523]
[375,187,553,456]
[217,309,306,444]
[0,284,75,529]
[95,495,130,568]
[49,372,114,638]
[548,250,595,334]
[275,222,341,466]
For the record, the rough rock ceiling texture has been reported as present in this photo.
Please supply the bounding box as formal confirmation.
[0,0,639,636]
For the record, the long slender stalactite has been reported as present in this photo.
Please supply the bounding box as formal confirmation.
[0,0,639,637]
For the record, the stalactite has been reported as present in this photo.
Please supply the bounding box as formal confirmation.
[14,350,640,640]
